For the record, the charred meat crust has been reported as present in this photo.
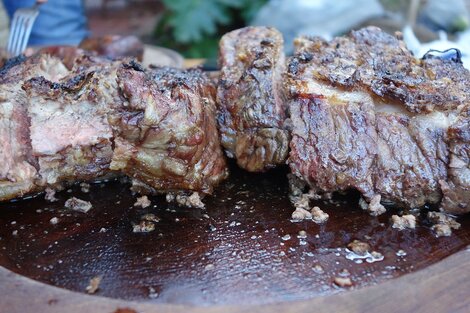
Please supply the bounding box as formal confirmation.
[0,50,228,202]
[217,26,290,172]
[110,65,228,194]
[286,26,470,213]
[288,27,470,113]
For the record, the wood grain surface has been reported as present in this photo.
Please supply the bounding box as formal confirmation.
[1,248,469,313]
[2,52,468,312]
[0,163,469,312]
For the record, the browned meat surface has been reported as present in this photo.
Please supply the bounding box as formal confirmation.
[217,26,289,172]
[0,51,227,202]
[289,27,470,113]
[22,72,115,188]
[110,63,228,194]
[0,54,70,201]
[0,97,37,200]
[286,26,470,213]
[440,105,470,214]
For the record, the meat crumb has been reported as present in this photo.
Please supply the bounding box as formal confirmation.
[165,193,175,202]
[339,268,350,277]
[49,217,59,225]
[391,214,416,230]
[360,195,386,216]
[134,195,151,208]
[45,188,58,202]
[431,224,452,237]
[347,240,370,256]
[166,192,205,208]
[293,194,310,210]
[80,182,90,193]
[428,212,461,237]
[132,221,155,233]
[65,197,92,213]
[86,276,102,294]
[313,264,324,274]
[287,173,307,199]
[204,264,215,271]
[297,230,307,238]
[291,207,312,220]
[311,206,329,224]
[141,213,160,223]
[177,192,205,209]
[334,277,353,287]
[148,287,159,299]
[291,203,328,224]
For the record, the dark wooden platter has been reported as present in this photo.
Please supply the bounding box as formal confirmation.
[0,162,469,312]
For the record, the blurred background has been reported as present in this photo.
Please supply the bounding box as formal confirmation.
[2,0,470,61]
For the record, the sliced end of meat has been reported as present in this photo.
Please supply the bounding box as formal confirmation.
[23,71,115,188]
[440,106,470,213]
[217,26,289,172]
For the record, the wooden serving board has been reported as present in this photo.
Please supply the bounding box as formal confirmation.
[0,162,469,312]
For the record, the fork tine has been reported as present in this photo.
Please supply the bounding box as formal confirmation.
[19,16,36,55]
[7,7,41,57]
[6,14,21,55]
[12,15,26,57]
[11,20,20,56]
[13,16,26,57]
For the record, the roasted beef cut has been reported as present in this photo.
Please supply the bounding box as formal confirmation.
[22,59,120,189]
[0,54,70,201]
[285,26,470,214]
[0,50,227,202]
[110,64,228,194]
[217,26,289,172]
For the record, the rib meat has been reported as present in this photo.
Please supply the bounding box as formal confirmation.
[217,26,289,172]
[286,26,470,213]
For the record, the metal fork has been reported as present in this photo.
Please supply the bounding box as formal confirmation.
[6,1,45,57]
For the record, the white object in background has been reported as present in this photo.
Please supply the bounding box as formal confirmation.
[251,0,384,54]
[403,25,470,68]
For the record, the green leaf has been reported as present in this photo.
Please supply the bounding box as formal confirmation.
[162,0,238,43]
[155,0,268,57]
[184,37,220,59]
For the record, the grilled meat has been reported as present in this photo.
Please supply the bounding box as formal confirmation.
[110,64,228,194]
[440,105,470,213]
[0,50,227,202]
[0,53,70,201]
[2,26,469,215]
[286,26,470,213]
[22,70,117,189]
[217,26,289,172]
